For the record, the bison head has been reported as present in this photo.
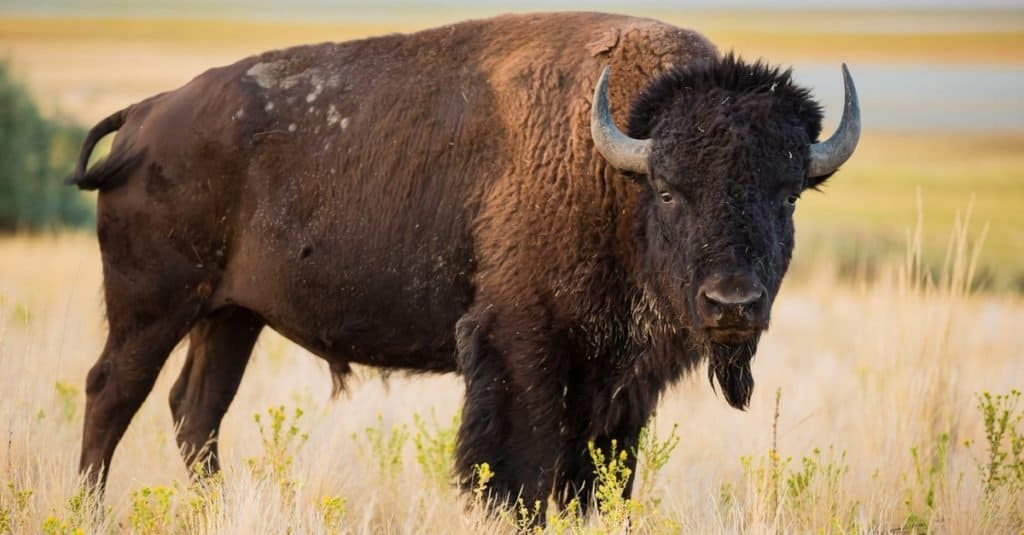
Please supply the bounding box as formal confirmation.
[591,55,860,409]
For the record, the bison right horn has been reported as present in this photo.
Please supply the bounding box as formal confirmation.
[806,63,861,178]
[591,66,652,175]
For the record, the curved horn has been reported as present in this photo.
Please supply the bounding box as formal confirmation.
[807,63,861,178]
[591,66,651,175]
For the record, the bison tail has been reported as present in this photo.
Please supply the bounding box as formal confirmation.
[65,107,143,191]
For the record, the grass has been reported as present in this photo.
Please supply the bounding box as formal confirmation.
[0,203,1022,532]
[0,11,1022,530]
[792,132,1024,292]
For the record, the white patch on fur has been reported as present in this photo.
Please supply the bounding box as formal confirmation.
[245,61,287,89]
[326,104,341,126]
[288,123,297,133]
[306,82,323,103]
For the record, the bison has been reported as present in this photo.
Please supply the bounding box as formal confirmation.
[70,11,859,513]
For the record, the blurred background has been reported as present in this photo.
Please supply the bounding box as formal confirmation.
[1,0,1022,288]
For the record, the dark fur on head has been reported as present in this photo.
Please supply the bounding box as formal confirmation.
[627,54,828,409]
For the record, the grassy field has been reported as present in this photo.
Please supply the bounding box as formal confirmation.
[0,224,1021,533]
[0,9,1023,534]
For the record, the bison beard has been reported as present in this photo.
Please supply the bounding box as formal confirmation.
[706,338,758,410]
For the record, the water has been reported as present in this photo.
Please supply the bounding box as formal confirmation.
[792,63,1024,133]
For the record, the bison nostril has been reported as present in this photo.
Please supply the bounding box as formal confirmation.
[703,286,763,306]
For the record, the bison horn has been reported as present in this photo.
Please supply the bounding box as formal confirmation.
[807,64,861,178]
[591,66,652,175]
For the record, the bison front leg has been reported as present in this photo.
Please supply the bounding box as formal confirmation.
[554,400,649,515]
[454,309,566,521]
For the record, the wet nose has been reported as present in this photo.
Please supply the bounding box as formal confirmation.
[696,274,768,329]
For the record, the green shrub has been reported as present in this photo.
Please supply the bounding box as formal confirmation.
[0,60,92,231]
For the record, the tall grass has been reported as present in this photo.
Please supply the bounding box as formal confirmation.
[0,203,1021,533]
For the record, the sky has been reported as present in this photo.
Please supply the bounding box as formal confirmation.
[3,0,1023,19]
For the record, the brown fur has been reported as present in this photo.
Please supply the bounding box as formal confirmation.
[70,12,836,518]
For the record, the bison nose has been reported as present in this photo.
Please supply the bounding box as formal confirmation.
[696,275,768,330]
[703,286,763,306]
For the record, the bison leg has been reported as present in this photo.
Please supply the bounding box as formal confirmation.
[79,307,197,491]
[554,411,646,514]
[168,307,262,477]
[454,309,565,521]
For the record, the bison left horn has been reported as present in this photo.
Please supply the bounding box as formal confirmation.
[807,64,861,178]
[591,66,652,175]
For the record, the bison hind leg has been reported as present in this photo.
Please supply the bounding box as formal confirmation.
[80,296,201,491]
[168,307,263,477]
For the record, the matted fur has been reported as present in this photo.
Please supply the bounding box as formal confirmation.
[68,12,848,519]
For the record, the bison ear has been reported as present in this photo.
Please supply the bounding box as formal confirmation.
[802,167,836,191]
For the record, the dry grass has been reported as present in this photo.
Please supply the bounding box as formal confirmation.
[0,207,1022,533]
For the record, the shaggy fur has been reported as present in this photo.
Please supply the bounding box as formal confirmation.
[68,12,843,518]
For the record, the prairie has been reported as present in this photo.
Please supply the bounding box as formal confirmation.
[1,215,1021,533]
[1,8,1023,534]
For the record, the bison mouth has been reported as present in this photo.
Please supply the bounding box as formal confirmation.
[706,326,762,345]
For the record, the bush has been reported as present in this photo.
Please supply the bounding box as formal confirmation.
[0,60,92,231]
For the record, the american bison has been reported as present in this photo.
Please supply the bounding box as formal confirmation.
[70,11,859,513]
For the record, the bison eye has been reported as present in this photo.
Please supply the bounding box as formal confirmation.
[659,191,674,203]
[784,194,799,207]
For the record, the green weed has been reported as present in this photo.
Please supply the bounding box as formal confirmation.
[967,389,1024,527]
[973,390,1024,496]
[352,413,409,479]
[499,498,543,534]
[2,481,33,534]
[53,381,78,424]
[471,462,494,504]
[412,410,459,487]
[632,420,680,505]
[901,433,952,532]
[37,486,96,535]
[726,389,859,531]
[317,495,347,534]
[128,486,175,535]
[246,405,309,502]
